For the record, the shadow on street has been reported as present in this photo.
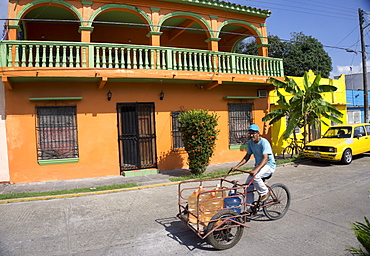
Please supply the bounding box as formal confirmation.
[290,152,370,168]
[155,210,277,252]
[155,217,218,251]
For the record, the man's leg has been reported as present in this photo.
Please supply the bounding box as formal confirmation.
[245,175,255,208]
[245,166,275,209]
[253,165,274,197]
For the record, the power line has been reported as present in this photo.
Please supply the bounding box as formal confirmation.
[242,0,359,16]
[245,0,356,20]
[328,25,359,53]
[343,41,363,86]
[241,1,358,21]
[287,0,352,13]
[239,1,369,55]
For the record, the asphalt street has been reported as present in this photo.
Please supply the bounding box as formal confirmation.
[0,156,369,255]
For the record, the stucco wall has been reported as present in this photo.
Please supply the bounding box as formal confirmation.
[5,80,269,183]
[3,0,274,183]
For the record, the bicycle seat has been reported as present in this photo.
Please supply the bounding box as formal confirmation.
[262,174,272,182]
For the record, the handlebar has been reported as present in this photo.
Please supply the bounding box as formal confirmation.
[222,168,256,187]
[223,168,252,181]
[227,168,251,174]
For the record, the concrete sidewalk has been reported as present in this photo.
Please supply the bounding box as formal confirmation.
[0,160,255,195]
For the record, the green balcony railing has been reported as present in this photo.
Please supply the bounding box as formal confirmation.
[0,41,284,77]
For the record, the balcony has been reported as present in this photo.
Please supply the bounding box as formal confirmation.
[0,40,284,81]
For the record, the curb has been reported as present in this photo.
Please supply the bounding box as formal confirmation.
[0,181,181,204]
[0,160,302,204]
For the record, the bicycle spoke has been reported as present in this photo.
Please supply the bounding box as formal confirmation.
[263,184,291,220]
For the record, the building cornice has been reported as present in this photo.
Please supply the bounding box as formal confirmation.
[158,0,271,18]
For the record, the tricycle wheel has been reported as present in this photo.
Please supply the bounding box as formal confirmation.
[205,210,244,250]
[263,183,291,220]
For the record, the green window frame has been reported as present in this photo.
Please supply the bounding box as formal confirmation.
[36,106,79,165]
[228,103,253,149]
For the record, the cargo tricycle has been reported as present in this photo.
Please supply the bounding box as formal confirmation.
[177,169,291,250]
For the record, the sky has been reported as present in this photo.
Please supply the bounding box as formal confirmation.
[229,0,370,78]
[1,0,370,78]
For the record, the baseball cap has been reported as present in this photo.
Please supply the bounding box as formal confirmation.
[248,124,260,132]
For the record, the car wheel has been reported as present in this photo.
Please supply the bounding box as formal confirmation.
[341,148,352,165]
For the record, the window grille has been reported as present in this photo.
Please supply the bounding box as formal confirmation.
[171,111,184,149]
[228,103,253,145]
[36,106,79,160]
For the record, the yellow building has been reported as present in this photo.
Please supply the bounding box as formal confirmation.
[268,70,347,155]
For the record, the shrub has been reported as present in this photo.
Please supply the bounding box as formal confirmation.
[348,216,370,256]
[178,109,219,175]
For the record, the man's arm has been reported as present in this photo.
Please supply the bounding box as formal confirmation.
[231,153,252,171]
[249,154,268,175]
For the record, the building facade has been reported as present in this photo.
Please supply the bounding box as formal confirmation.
[0,0,284,183]
[344,72,370,123]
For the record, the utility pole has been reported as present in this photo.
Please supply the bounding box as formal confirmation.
[359,8,369,123]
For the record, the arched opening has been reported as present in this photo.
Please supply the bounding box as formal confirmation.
[91,8,151,45]
[21,5,80,41]
[218,20,265,55]
[159,13,211,50]
[233,36,257,54]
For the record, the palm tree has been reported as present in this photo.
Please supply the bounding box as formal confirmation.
[263,72,343,146]
[348,217,370,256]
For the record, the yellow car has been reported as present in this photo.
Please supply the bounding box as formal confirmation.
[303,123,370,164]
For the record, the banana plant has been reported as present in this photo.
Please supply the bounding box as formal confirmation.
[263,71,343,146]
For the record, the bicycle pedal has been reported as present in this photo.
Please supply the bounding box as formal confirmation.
[251,201,260,213]
[252,201,260,207]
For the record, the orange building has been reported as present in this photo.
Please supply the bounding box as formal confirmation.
[0,0,284,183]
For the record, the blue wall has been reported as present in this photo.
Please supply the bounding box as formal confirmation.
[346,89,370,123]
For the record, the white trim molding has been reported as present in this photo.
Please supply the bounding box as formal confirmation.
[0,81,10,182]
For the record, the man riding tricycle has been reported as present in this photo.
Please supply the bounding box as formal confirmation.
[177,124,290,249]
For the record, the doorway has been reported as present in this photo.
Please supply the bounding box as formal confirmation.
[117,103,157,171]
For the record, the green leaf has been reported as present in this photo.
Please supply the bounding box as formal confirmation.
[268,77,286,88]
[348,217,370,255]
[178,109,219,175]
[284,112,301,139]
[262,110,286,125]
[264,71,344,143]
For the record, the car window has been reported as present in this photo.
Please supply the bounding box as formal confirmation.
[323,127,352,138]
[354,126,366,137]
[365,125,370,135]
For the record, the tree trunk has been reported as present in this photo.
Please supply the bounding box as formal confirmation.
[303,114,308,147]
